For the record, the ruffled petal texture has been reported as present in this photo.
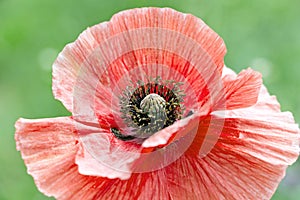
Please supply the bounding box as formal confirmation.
[165,68,299,199]
[15,117,82,199]
[53,7,226,115]
[16,7,299,200]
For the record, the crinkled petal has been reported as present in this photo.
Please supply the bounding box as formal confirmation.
[15,117,82,199]
[73,116,149,179]
[166,149,288,200]
[15,118,173,200]
[212,78,300,166]
[90,172,171,200]
[166,66,299,199]
[14,112,298,200]
[221,66,280,112]
[215,68,262,110]
[52,28,101,112]
[94,48,221,116]
[53,7,226,115]
[209,115,299,165]
[166,113,299,199]
[15,117,143,199]
[98,7,226,73]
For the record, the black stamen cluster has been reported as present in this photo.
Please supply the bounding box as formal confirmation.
[112,78,185,140]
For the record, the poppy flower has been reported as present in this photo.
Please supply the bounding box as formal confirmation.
[15,7,299,200]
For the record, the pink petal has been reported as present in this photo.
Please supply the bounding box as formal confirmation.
[219,67,288,121]
[52,28,101,112]
[211,74,300,166]
[14,113,299,200]
[15,117,141,199]
[166,149,288,199]
[53,8,226,116]
[140,113,227,174]
[166,113,299,199]
[142,114,197,148]
[214,116,299,165]
[15,117,82,199]
[221,66,280,112]
[107,8,226,72]
[165,73,299,199]
[14,118,177,200]
[216,68,262,110]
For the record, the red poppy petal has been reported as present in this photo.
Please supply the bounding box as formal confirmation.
[166,74,299,199]
[165,150,288,199]
[108,8,226,71]
[14,117,174,199]
[15,117,81,199]
[212,69,299,165]
[89,172,171,200]
[220,67,287,121]
[53,7,226,115]
[217,68,299,164]
[167,113,299,199]
[14,114,297,200]
[52,27,101,112]
[217,68,262,110]
[213,90,299,166]
[15,117,140,199]
[222,85,282,119]
[222,66,281,112]
[215,115,299,164]
[139,113,225,175]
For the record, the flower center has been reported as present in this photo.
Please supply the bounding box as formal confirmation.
[113,77,185,140]
[140,93,167,135]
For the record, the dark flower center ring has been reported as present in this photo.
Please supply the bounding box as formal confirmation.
[113,77,185,140]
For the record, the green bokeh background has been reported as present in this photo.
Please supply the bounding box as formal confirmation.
[1,0,299,199]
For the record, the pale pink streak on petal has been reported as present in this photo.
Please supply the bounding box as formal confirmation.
[77,132,141,179]
[75,143,131,180]
[142,114,199,148]
[211,116,299,165]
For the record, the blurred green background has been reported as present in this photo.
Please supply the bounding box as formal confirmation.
[0,0,299,199]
